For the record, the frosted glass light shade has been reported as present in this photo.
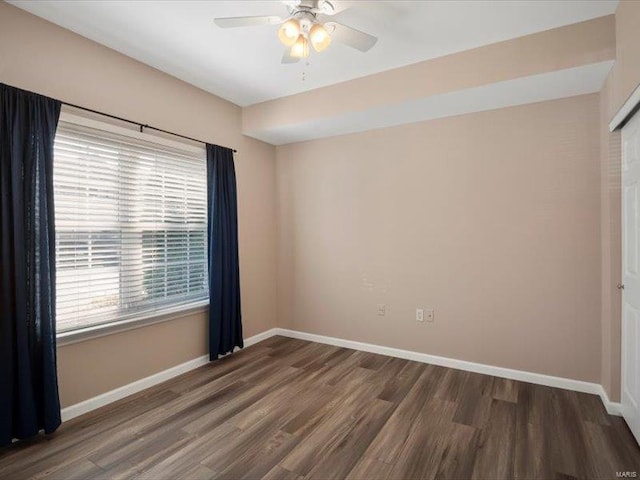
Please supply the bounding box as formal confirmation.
[310,23,331,52]
[290,34,310,58]
[278,19,300,47]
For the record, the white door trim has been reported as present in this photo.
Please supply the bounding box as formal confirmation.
[610,83,640,132]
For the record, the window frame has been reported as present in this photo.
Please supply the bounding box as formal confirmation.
[55,111,210,345]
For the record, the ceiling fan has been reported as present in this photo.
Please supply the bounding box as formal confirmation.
[213,0,378,64]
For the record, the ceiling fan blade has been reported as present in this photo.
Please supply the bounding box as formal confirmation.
[281,48,300,64]
[326,22,377,52]
[214,15,282,28]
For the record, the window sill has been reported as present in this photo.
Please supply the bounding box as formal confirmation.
[56,300,209,347]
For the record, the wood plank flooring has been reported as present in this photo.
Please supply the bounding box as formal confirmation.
[1,336,639,480]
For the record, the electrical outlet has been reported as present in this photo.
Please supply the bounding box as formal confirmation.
[377,304,386,316]
[425,309,434,322]
[416,308,424,322]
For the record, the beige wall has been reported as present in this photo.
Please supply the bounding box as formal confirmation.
[599,72,622,401]
[57,313,208,407]
[277,95,602,383]
[598,0,640,402]
[3,0,639,408]
[0,2,278,407]
[275,0,640,402]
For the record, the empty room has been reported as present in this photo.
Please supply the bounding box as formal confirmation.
[1,0,640,479]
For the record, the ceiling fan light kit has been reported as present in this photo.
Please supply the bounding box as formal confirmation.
[214,0,378,64]
[279,15,330,58]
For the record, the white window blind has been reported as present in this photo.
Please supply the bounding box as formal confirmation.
[53,120,208,333]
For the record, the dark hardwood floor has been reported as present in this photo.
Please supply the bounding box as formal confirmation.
[1,336,639,480]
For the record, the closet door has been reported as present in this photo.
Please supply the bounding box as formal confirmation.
[622,109,640,445]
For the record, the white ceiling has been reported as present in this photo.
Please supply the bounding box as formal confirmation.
[11,0,618,107]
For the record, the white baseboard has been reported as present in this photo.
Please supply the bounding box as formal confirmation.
[243,328,278,348]
[61,328,280,422]
[273,328,623,416]
[61,326,622,422]
[60,354,210,422]
[597,386,622,416]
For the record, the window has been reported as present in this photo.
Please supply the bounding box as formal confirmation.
[54,116,208,333]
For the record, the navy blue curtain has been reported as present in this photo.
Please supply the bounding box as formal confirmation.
[0,84,61,447]
[206,144,243,360]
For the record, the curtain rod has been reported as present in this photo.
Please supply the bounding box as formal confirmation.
[62,101,237,153]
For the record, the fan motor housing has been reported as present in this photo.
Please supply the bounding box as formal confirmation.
[289,0,336,17]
